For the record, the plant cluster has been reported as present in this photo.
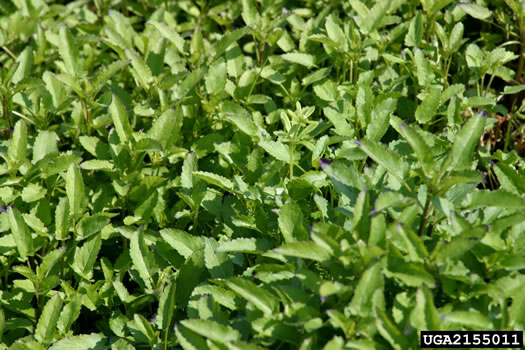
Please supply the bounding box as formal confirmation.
[1,0,525,349]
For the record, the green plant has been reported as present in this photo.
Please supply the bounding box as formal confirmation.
[1,0,525,349]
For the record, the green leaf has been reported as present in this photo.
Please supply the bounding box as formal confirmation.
[217,238,273,253]
[32,130,58,163]
[205,58,227,95]
[349,261,384,316]
[276,241,332,262]
[458,3,492,19]
[66,164,87,222]
[259,140,290,162]
[444,310,493,329]
[43,71,68,111]
[224,277,279,316]
[405,12,423,47]
[148,107,181,151]
[360,1,390,34]
[35,294,63,345]
[278,200,308,242]
[410,287,440,330]
[366,98,396,141]
[160,229,203,259]
[48,333,107,350]
[8,120,28,164]
[57,294,83,334]
[8,206,34,259]
[213,27,251,61]
[466,189,525,209]
[125,48,152,90]
[109,94,133,144]
[313,79,338,102]
[325,14,347,49]
[181,319,241,343]
[12,45,33,84]
[358,139,408,181]
[281,53,316,68]
[204,238,233,278]
[176,249,206,307]
[58,24,83,77]
[193,171,234,191]
[415,86,441,124]
[397,123,434,177]
[72,233,102,280]
[414,49,432,87]
[225,114,260,140]
[493,162,525,193]
[241,0,259,27]
[55,197,70,240]
[447,112,486,171]
[156,277,176,330]
[431,226,487,263]
[21,183,47,203]
[149,21,186,55]
[177,68,205,98]
[130,226,158,289]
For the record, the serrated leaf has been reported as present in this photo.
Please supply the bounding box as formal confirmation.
[225,277,278,316]
[80,159,114,170]
[58,25,83,77]
[444,310,493,329]
[358,139,408,181]
[48,333,107,350]
[77,214,110,241]
[493,162,525,193]
[241,0,259,27]
[32,130,58,163]
[360,1,390,34]
[447,112,486,171]
[276,241,332,262]
[92,59,129,92]
[410,286,440,330]
[181,319,241,343]
[225,114,260,139]
[204,238,233,279]
[216,238,273,253]
[415,86,441,124]
[349,261,384,316]
[397,123,434,177]
[8,120,27,164]
[178,68,205,98]
[130,227,158,289]
[193,171,234,191]
[43,71,68,111]
[278,200,308,242]
[72,233,102,280]
[176,249,206,306]
[466,189,525,209]
[66,164,87,222]
[366,98,396,141]
[281,53,316,68]
[125,48,152,90]
[57,294,83,334]
[149,21,186,55]
[458,3,492,19]
[156,277,176,330]
[258,140,290,162]
[21,183,47,203]
[8,206,34,259]
[55,197,70,240]
[35,294,63,345]
[213,27,251,60]
[109,94,133,144]
[205,58,227,95]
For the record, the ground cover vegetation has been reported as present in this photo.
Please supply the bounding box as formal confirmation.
[1,0,525,348]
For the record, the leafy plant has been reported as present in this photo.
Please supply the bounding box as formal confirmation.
[1,0,525,349]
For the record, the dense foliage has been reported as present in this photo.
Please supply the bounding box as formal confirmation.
[1,0,525,348]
